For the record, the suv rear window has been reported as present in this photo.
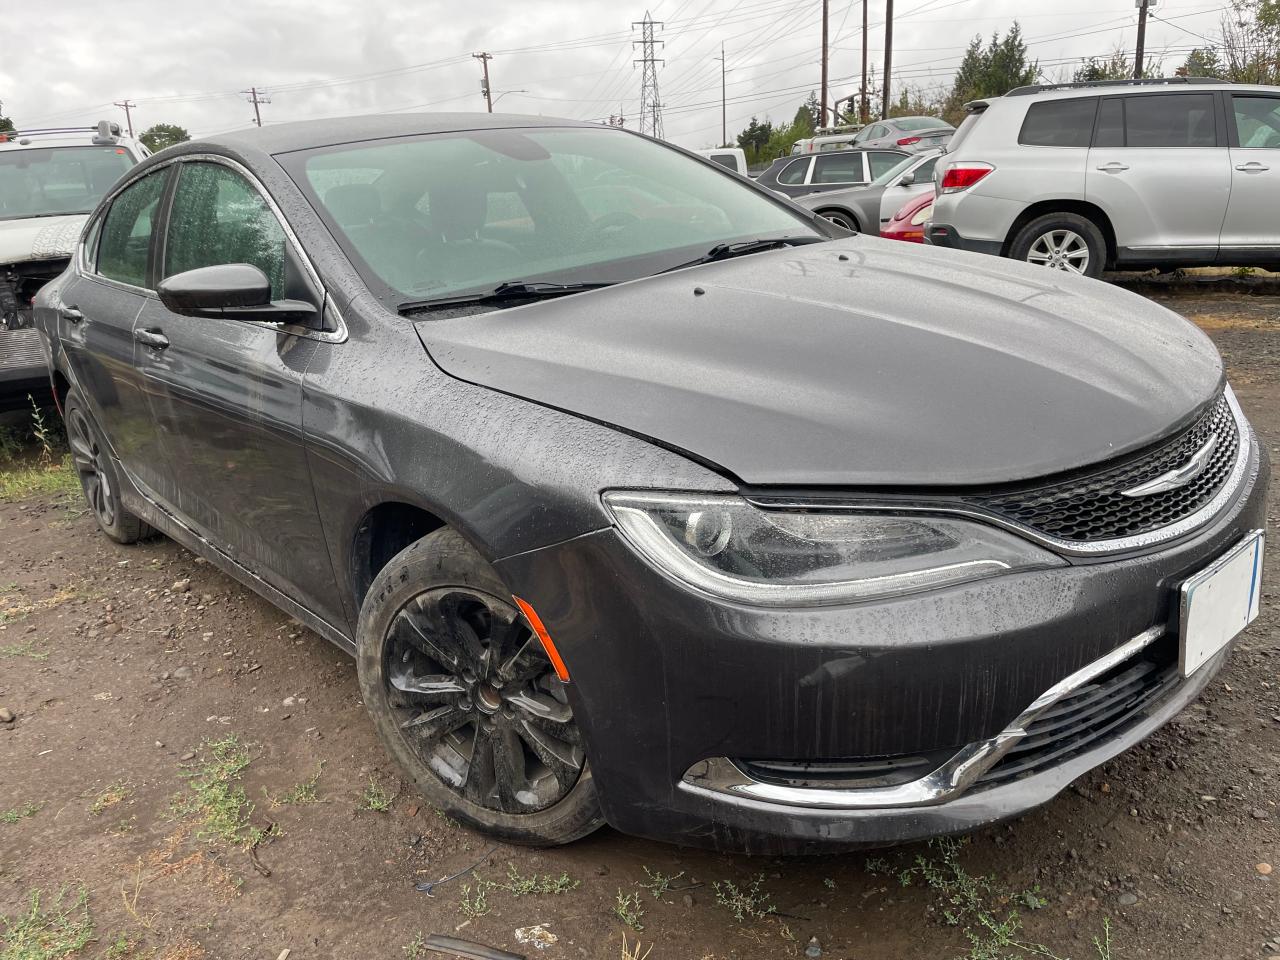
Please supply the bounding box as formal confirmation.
[1018,98,1098,148]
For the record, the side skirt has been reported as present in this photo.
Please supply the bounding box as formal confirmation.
[119,481,357,656]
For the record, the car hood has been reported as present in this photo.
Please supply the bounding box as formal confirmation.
[0,214,87,266]
[416,238,1223,487]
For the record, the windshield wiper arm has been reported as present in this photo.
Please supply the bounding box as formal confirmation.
[661,236,826,274]
[399,281,614,315]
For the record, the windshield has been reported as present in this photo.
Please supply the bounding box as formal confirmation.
[895,117,952,132]
[871,154,921,187]
[286,127,822,305]
[0,145,136,221]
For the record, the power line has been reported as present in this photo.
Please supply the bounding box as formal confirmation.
[113,100,136,137]
[241,87,270,127]
[473,52,494,112]
[633,12,666,138]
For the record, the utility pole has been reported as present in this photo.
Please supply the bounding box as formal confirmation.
[882,0,894,121]
[473,52,494,112]
[820,0,830,126]
[113,100,136,137]
[632,12,665,140]
[860,0,870,123]
[714,42,728,146]
[1134,0,1155,79]
[241,87,270,127]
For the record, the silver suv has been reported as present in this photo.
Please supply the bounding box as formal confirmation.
[929,78,1280,278]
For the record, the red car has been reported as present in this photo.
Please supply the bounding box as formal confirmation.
[881,192,933,243]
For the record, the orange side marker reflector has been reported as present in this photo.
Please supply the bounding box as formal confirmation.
[513,596,570,683]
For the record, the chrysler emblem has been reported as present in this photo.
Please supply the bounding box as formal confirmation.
[1121,434,1219,498]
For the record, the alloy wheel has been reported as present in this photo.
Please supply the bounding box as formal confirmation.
[1025,229,1090,274]
[383,586,584,814]
[820,212,856,231]
[67,408,115,528]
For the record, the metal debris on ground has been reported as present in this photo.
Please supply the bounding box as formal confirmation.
[414,847,496,896]
[419,934,525,960]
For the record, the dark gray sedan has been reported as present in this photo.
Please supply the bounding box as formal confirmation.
[34,114,1268,853]
[796,149,941,232]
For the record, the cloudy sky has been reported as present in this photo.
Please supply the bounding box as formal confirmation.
[1,0,1230,148]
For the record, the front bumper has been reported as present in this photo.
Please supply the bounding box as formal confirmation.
[496,432,1268,854]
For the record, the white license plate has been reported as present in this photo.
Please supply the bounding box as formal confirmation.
[1179,530,1264,676]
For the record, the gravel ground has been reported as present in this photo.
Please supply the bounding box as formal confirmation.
[0,279,1276,960]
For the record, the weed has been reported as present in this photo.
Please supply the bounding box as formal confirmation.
[0,425,23,464]
[712,874,775,924]
[0,586,80,628]
[620,933,653,960]
[0,887,94,960]
[822,877,836,890]
[91,780,132,816]
[639,867,684,902]
[404,933,427,959]
[0,455,79,503]
[894,836,1116,960]
[503,864,578,897]
[1,802,41,824]
[175,736,270,849]
[268,764,324,806]
[29,396,54,466]
[613,890,645,931]
[105,932,133,958]
[458,882,492,920]
[432,807,461,828]
[359,776,396,812]
[1232,265,1257,280]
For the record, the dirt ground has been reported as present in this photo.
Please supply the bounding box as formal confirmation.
[1,279,1277,960]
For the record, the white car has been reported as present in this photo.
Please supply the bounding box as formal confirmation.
[693,147,748,176]
[929,77,1280,278]
[0,121,146,403]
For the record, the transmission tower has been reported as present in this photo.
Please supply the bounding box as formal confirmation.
[632,12,664,139]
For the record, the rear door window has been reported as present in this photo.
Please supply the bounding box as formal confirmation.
[1019,98,1098,147]
[811,153,865,184]
[777,157,812,185]
[706,153,739,171]
[1094,98,1125,147]
[1123,94,1217,147]
[97,169,169,288]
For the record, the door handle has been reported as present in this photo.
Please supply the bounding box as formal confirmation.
[1096,162,1130,173]
[134,328,169,350]
[1235,161,1270,172]
[59,305,83,323]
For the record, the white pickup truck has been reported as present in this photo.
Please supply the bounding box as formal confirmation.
[0,121,147,406]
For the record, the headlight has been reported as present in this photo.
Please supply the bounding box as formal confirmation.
[603,492,1063,606]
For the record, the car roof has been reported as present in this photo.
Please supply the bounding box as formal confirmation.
[209,112,599,156]
[0,125,141,151]
[1003,81,1280,101]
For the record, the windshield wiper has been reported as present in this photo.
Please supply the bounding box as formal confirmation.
[660,236,826,274]
[399,280,614,316]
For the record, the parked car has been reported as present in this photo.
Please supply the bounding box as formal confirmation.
[36,114,1267,854]
[0,121,146,408]
[757,147,909,197]
[881,191,933,242]
[694,147,747,175]
[791,124,865,154]
[851,116,954,153]
[796,149,941,232]
[929,78,1280,278]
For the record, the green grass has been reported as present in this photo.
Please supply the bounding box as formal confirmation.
[0,640,47,660]
[0,888,94,960]
[0,802,41,825]
[639,867,684,902]
[90,781,132,816]
[458,882,492,920]
[503,864,579,897]
[175,736,272,849]
[404,933,427,959]
[359,776,396,812]
[268,764,324,806]
[869,836,1117,960]
[0,456,79,503]
[613,890,645,931]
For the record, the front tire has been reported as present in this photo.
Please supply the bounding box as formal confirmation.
[817,208,859,232]
[64,389,149,544]
[356,528,604,846]
[1009,212,1107,279]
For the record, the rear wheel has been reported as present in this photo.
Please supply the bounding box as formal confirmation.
[1010,213,1107,279]
[64,389,149,544]
[816,208,859,232]
[356,528,604,845]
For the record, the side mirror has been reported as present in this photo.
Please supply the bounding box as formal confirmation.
[898,172,916,186]
[158,263,317,324]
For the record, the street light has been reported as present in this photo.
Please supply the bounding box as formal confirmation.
[490,90,528,108]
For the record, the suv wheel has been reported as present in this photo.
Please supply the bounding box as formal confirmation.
[356,527,604,845]
[817,209,859,232]
[1010,213,1106,279]
[64,389,150,543]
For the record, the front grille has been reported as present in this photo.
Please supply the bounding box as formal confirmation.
[977,645,1179,787]
[970,392,1239,543]
[0,328,44,371]
[735,750,957,790]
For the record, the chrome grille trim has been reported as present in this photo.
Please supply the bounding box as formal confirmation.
[745,386,1254,558]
